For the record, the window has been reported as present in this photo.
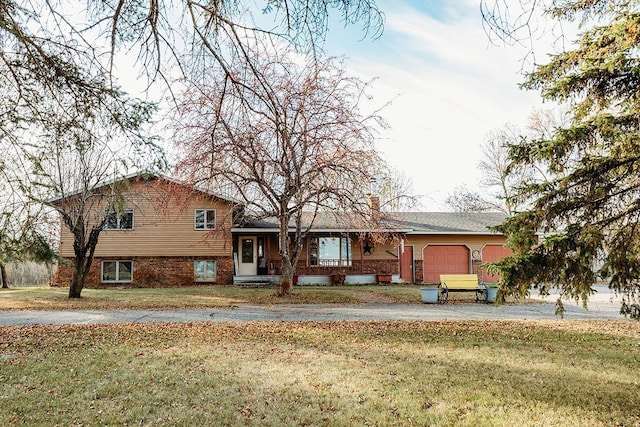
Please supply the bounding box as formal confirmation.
[104,209,134,230]
[309,237,352,267]
[194,260,216,282]
[241,239,254,263]
[195,209,216,230]
[101,261,133,282]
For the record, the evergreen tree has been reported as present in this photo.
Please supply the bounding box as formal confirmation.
[492,1,640,319]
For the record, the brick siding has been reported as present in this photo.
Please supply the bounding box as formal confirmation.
[53,256,234,288]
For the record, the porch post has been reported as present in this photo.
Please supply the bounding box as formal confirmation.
[360,237,364,274]
[267,235,272,275]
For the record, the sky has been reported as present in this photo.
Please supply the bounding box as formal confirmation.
[114,0,564,211]
[318,0,557,210]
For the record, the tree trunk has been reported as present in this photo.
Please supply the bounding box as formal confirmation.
[278,210,294,296]
[69,255,85,298]
[280,257,294,296]
[0,262,8,289]
[68,223,102,299]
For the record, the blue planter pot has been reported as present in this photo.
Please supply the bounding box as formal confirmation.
[485,286,499,303]
[420,287,440,304]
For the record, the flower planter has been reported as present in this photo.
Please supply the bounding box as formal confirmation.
[485,286,499,303]
[420,287,440,304]
[376,273,392,284]
[330,274,346,285]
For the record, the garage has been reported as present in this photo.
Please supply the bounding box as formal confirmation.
[481,244,513,283]
[423,245,470,283]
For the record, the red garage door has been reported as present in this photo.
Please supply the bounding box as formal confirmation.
[423,245,470,283]
[481,245,513,283]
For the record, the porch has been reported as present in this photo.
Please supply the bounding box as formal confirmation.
[232,233,407,285]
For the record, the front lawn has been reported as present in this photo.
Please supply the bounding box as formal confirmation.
[1,320,638,426]
[0,284,448,311]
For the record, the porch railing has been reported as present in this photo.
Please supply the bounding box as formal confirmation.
[310,259,352,267]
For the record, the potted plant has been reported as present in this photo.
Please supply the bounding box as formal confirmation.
[420,284,441,304]
[330,270,346,285]
[376,268,392,284]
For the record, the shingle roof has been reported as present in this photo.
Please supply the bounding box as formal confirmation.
[236,212,370,231]
[383,212,507,234]
[48,172,242,205]
[236,211,507,235]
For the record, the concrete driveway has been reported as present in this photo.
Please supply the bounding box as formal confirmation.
[0,285,628,326]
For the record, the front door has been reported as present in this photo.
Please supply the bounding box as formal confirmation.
[238,236,257,276]
[400,245,414,283]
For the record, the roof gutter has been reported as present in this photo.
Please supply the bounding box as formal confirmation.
[231,227,414,234]
[403,231,505,236]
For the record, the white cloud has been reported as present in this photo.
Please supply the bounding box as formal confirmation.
[324,0,553,210]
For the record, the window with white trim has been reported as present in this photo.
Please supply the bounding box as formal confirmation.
[309,237,352,267]
[194,209,216,230]
[101,260,133,282]
[104,209,134,230]
[194,260,216,282]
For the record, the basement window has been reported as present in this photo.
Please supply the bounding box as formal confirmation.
[194,260,216,282]
[101,260,133,282]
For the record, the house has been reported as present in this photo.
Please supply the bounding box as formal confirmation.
[383,212,512,284]
[54,174,238,288]
[234,210,511,286]
[53,174,512,288]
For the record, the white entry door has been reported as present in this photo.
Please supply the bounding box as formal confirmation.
[238,236,257,276]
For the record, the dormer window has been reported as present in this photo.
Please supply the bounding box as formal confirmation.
[104,209,134,230]
[195,209,216,230]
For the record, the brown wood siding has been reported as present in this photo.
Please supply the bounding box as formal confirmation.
[58,179,233,258]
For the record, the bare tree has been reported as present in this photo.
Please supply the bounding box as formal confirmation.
[446,124,527,214]
[174,39,386,295]
[446,186,500,213]
[478,123,538,214]
[0,152,57,289]
[479,0,574,66]
[98,1,383,85]
[1,0,165,298]
[0,207,55,289]
[2,1,384,297]
[375,167,421,212]
[1,0,382,178]
[1,1,383,96]
[4,262,53,287]
[3,75,156,298]
[447,110,564,214]
[6,138,124,297]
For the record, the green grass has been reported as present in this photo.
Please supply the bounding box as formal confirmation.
[0,284,463,311]
[1,320,639,426]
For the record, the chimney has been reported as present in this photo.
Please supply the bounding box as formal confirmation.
[368,196,381,222]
